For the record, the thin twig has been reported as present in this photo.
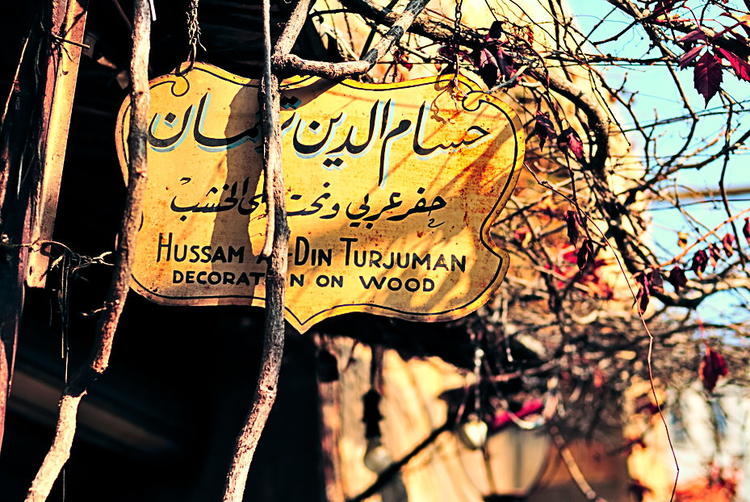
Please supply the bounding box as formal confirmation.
[273,0,430,79]
[259,0,277,260]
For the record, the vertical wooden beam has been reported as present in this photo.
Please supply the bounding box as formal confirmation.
[0,36,32,453]
[26,0,89,287]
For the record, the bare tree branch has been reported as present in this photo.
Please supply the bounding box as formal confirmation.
[273,0,430,79]
[221,0,290,499]
[24,1,151,499]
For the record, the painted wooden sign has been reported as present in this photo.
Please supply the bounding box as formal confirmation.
[115,63,524,333]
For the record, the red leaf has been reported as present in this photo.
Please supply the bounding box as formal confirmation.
[472,36,517,88]
[482,22,516,81]
[636,285,650,313]
[691,249,709,276]
[487,21,504,41]
[558,127,584,160]
[722,232,735,257]
[492,46,516,80]
[564,210,580,244]
[476,47,494,68]
[473,47,501,88]
[394,49,413,70]
[652,0,677,17]
[577,239,594,270]
[679,28,707,43]
[700,346,729,392]
[635,271,653,313]
[694,51,723,105]
[636,271,650,291]
[648,269,664,294]
[743,217,750,246]
[715,47,750,82]
[668,266,688,292]
[708,243,721,266]
[533,112,556,149]
[678,46,703,69]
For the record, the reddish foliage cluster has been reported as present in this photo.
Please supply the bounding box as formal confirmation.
[558,127,584,160]
[678,24,750,104]
[700,345,729,393]
[564,210,581,244]
[688,232,742,277]
[532,112,556,148]
[472,21,519,88]
[439,21,524,89]
[490,398,544,432]
[675,467,738,502]
[647,228,748,309]
[546,247,613,299]
[635,269,663,313]
[530,113,585,161]
[528,209,614,299]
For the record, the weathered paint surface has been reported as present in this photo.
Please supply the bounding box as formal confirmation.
[27,0,89,287]
[115,63,524,332]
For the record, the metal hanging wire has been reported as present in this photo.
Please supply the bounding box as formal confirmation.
[179,0,205,74]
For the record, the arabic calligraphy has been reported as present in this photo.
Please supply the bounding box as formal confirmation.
[148,94,493,186]
[169,177,447,229]
[169,176,263,221]
[115,63,525,333]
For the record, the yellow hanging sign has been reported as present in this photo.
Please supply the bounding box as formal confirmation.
[115,63,524,333]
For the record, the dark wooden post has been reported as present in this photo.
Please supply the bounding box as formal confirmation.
[0,0,89,452]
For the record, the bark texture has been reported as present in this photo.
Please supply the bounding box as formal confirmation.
[224,0,433,497]
[272,0,430,79]
[24,1,151,499]
[0,4,63,452]
[221,0,290,500]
